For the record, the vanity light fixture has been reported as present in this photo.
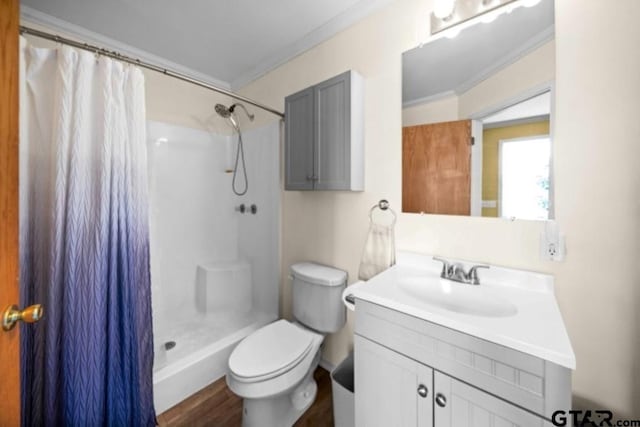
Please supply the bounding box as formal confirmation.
[433,0,456,21]
[430,0,518,35]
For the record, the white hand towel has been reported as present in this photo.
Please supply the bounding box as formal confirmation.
[358,222,396,281]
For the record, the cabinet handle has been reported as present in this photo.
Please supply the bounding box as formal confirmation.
[306,175,318,181]
[417,384,428,398]
[435,393,447,408]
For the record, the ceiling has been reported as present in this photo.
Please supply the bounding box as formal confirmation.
[21,0,391,89]
[482,91,550,125]
[403,0,554,106]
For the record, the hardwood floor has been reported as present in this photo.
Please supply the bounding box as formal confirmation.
[157,367,334,427]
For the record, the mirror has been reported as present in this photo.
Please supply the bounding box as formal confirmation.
[402,0,555,220]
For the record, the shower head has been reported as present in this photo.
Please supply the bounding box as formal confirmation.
[215,103,239,130]
[215,103,231,118]
[214,103,255,123]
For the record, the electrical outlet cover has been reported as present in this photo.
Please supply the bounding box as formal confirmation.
[540,232,566,261]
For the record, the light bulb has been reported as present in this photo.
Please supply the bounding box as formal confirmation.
[445,26,462,39]
[481,12,497,23]
[522,0,541,7]
[433,0,456,20]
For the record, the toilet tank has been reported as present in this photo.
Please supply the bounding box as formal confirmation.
[291,262,347,334]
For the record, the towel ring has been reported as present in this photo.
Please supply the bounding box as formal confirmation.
[369,199,397,225]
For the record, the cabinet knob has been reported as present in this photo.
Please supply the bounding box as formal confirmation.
[435,393,447,408]
[306,175,318,181]
[417,384,428,398]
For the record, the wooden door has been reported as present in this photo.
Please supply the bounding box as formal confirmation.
[355,335,433,427]
[403,120,471,215]
[0,0,21,425]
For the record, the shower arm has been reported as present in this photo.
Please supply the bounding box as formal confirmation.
[230,103,255,122]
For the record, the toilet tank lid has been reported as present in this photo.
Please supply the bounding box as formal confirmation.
[290,262,347,287]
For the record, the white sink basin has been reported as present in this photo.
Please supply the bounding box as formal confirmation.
[398,276,518,318]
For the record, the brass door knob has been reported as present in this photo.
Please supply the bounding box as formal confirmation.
[2,304,44,331]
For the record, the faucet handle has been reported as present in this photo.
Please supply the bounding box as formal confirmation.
[467,265,490,285]
[433,257,452,278]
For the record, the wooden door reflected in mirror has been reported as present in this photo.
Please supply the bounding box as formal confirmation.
[403,120,472,215]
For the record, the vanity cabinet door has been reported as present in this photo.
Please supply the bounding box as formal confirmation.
[355,336,433,427]
[285,87,315,190]
[433,372,550,427]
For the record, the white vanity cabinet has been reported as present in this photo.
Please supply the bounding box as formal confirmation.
[354,300,570,427]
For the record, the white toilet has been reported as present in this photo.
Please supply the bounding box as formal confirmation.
[226,262,347,427]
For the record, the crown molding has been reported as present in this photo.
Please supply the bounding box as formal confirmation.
[230,0,394,90]
[20,5,232,91]
[403,91,457,109]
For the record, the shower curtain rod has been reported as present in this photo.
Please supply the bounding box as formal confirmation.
[19,25,285,119]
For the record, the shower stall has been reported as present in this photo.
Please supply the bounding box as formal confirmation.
[146,119,280,413]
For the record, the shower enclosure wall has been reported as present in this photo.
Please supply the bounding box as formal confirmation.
[147,120,280,413]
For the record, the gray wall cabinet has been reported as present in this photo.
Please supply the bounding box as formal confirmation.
[285,70,364,191]
[354,300,569,427]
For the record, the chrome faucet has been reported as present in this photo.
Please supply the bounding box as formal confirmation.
[433,257,489,285]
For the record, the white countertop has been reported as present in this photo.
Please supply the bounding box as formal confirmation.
[350,252,576,370]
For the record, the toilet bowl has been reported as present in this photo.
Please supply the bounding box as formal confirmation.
[227,320,323,426]
[226,262,347,427]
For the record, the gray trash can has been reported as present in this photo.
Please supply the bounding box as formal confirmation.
[331,352,355,427]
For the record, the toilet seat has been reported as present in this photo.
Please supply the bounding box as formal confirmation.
[229,319,314,382]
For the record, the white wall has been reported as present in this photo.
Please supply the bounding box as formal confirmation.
[238,0,640,416]
[458,40,555,118]
[553,0,640,414]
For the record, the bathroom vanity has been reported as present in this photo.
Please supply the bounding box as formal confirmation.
[351,253,574,427]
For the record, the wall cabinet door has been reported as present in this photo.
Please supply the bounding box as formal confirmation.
[433,372,551,427]
[284,70,363,191]
[285,87,315,190]
[314,72,351,190]
[355,336,433,427]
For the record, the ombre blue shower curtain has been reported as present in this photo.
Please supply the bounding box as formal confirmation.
[19,38,155,426]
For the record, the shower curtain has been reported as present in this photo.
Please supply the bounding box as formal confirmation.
[19,39,155,426]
